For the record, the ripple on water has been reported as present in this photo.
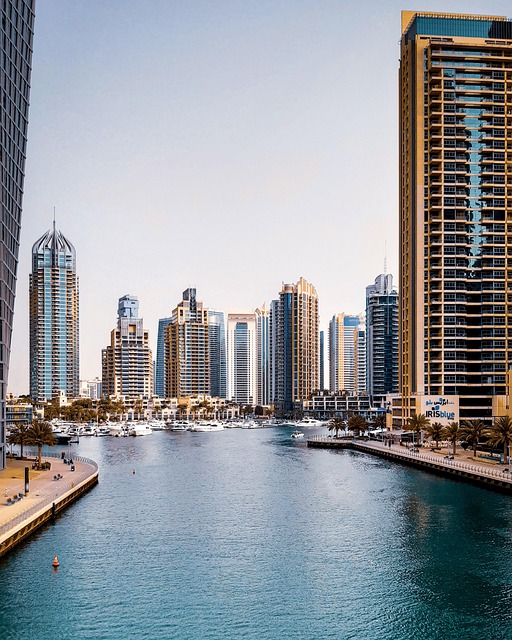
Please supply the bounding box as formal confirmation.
[1,429,512,639]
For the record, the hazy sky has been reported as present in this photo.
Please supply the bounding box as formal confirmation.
[9,0,512,394]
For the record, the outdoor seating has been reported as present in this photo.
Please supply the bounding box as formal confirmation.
[6,498,11,505]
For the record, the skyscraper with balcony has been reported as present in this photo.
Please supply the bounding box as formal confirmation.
[255,305,270,406]
[328,313,360,394]
[273,278,319,414]
[399,11,512,425]
[30,224,79,402]
[227,313,257,405]
[366,273,399,403]
[155,316,172,397]
[165,288,210,398]
[1,0,36,468]
[102,295,153,399]
[208,310,227,399]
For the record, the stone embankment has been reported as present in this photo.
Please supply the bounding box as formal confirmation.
[307,436,512,494]
[0,452,98,558]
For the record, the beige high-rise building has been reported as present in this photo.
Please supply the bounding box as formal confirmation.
[165,288,210,399]
[102,295,153,399]
[273,277,319,413]
[398,11,512,426]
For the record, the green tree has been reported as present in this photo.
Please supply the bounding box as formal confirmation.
[424,421,444,449]
[27,420,56,469]
[407,413,430,444]
[7,422,31,459]
[372,414,387,430]
[348,414,367,437]
[460,419,488,458]
[487,415,512,464]
[328,417,345,438]
[442,421,461,456]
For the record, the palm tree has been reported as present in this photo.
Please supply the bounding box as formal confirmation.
[460,419,488,458]
[424,421,444,449]
[442,421,461,456]
[328,417,345,439]
[487,415,512,464]
[348,414,367,438]
[372,414,387,430]
[407,413,430,445]
[27,420,56,469]
[7,422,31,459]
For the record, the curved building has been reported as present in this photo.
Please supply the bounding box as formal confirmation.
[29,223,80,401]
[1,0,36,467]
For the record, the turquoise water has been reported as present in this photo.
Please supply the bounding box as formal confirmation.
[1,427,512,639]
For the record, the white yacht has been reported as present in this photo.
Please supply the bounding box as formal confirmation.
[108,423,129,437]
[129,423,153,437]
[148,419,166,431]
[190,421,224,432]
[293,417,325,428]
[169,421,189,431]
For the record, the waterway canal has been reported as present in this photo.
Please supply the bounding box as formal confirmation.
[1,426,511,639]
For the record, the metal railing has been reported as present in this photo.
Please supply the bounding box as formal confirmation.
[308,436,512,484]
[0,454,98,538]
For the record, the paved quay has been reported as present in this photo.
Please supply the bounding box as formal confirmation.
[307,436,512,493]
[0,451,98,556]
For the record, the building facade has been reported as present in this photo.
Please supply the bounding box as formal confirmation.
[102,295,153,399]
[208,310,227,399]
[255,305,270,406]
[273,278,319,414]
[30,224,80,402]
[227,313,257,406]
[366,273,399,403]
[399,11,512,425]
[155,317,172,398]
[0,0,36,468]
[328,313,361,394]
[165,288,210,398]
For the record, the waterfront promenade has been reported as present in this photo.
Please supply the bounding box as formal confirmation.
[0,451,98,557]
[308,435,512,493]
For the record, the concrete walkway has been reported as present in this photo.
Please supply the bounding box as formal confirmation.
[0,454,93,529]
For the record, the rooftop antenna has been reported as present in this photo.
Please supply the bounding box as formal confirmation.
[53,206,56,231]
[384,240,387,275]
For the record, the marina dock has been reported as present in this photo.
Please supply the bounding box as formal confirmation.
[307,436,512,494]
[0,452,99,558]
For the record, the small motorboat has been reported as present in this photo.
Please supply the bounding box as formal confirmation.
[291,431,305,439]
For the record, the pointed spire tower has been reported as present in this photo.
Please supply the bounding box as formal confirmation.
[29,221,79,401]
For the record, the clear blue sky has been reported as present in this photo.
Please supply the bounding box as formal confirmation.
[9,0,512,393]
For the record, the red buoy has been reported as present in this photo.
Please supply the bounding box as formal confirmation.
[52,554,59,568]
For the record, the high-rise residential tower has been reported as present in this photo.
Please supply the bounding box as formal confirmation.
[208,310,227,399]
[328,313,360,394]
[366,273,399,403]
[102,295,153,399]
[165,288,209,398]
[227,313,257,405]
[255,305,270,406]
[155,317,172,398]
[30,224,79,402]
[319,330,325,391]
[399,11,512,425]
[273,278,319,414]
[1,0,36,468]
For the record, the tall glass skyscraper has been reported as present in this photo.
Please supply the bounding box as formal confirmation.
[208,310,227,399]
[227,313,257,405]
[1,0,36,467]
[366,273,398,403]
[155,317,172,398]
[30,223,79,402]
[399,11,512,425]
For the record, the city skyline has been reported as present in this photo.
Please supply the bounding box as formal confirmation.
[10,0,512,394]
